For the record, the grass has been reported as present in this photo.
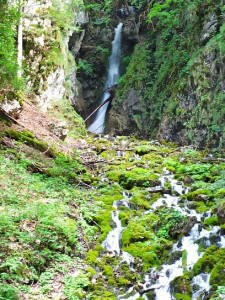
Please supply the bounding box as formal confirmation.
[0,147,99,298]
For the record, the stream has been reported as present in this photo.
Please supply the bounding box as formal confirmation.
[101,168,225,300]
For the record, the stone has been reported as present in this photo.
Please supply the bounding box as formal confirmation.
[170,216,197,238]
[171,275,192,298]
[0,99,22,119]
[215,204,225,224]
[49,122,69,141]
[201,13,218,45]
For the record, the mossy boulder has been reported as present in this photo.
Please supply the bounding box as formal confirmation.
[186,190,211,202]
[119,168,159,189]
[210,263,225,286]
[170,275,192,299]
[193,246,225,280]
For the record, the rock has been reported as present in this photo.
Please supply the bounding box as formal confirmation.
[215,204,225,224]
[170,275,192,298]
[49,122,69,141]
[183,175,195,185]
[170,216,197,238]
[69,74,85,116]
[37,68,66,112]
[0,137,15,149]
[168,251,183,264]
[0,99,22,118]
[201,13,218,45]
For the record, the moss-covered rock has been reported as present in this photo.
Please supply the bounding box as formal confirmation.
[171,275,192,299]
[119,168,159,189]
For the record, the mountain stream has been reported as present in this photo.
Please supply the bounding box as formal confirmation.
[101,167,225,299]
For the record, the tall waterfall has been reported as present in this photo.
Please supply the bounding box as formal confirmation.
[88,22,123,134]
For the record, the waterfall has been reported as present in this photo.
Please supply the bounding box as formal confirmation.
[88,22,123,134]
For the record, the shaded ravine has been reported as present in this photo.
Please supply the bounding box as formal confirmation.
[101,168,225,300]
[88,23,123,134]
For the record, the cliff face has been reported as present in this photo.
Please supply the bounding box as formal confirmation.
[23,0,88,113]
[107,1,225,149]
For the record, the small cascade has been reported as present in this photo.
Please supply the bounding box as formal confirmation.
[88,23,123,134]
[102,192,134,269]
[101,166,225,300]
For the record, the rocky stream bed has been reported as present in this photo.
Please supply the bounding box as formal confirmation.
[84,135,225,300]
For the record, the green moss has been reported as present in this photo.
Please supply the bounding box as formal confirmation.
[95,210,112,243]
[210,264,225,286]
[119,212,130,227]
[103,265,114,276]
[130,187,151,209]
[119,168,159,189]
[6,129,59,158]
[87,267,97,277]
[174,293,191,300]
[118,277,130,286]
[107,277,117,287]
[86,250,99,264]
[171,275,192,299]
[203,215,219,227]
[135,145,157,155]
[193,246,225,278]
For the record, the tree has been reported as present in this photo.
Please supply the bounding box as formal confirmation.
[0,0,21,91]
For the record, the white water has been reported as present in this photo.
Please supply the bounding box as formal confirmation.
[101,168,223,299]
[88,23,123,134]
[101,192,134,269]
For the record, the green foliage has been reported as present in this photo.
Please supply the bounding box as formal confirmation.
[0,0,21,90]
[47,0,82,32]
[0,150,98,297]
[211,286,225,300]
[0,284,19,300]
[78,59,94,76]
[63,274,90,300]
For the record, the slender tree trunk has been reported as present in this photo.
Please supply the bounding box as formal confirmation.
[17,3,23,77]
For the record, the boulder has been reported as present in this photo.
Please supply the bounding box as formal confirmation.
[49,122,69,141]
[0,99,22,119]
[170,216,197,238]
[215,204,225,224]
[170,275,192,299]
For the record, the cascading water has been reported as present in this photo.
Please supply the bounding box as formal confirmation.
[101,166,225,300]
[88,23,123,134]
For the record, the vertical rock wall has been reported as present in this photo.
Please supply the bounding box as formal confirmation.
[23,0,88,112]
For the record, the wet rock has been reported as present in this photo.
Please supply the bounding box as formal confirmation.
[69,74,85,116]
[215,204,225,224]
[168,251,183,264]
[170,275,192,298]
[49,122,69,140]
[116,7,135,19]
[170,216,197,238]
[183,175,195,185]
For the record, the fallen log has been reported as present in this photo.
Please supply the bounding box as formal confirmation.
[84,85,117,123]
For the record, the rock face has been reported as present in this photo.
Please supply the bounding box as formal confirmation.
[108,2,225,148]
[23,0,88,113]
